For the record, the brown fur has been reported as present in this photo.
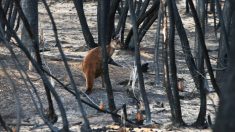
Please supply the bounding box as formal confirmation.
[177,78,185,92]
[78,39,120,94]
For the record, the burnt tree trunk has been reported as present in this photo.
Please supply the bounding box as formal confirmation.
[214,0,235,131]
[185,0,189,14]
[137,0,150,19]
[138,7,159,43]
[115,0,128,45]
[5,0,13,40]
[20,0,57,123]
[162,4,175,123]
[108,0,121,40]
[167,0,184,126]
[125,0,160,49]
[115,0,129,44]
[216,0,231,87]
[154,0,163,85]
[0,0,12,33]
[129,0,151,123]
[73,0,97,48]
[8,3,18,40]
[209,0,215,13]
[172,0,199,101]
[21,0,37,71]
[0,4,69,130]
[41,0,91,130]
[193,0,207,127]
[97,0,119,122]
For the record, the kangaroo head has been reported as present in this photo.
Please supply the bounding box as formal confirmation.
[110,36,121,49]
[106,38,121,57]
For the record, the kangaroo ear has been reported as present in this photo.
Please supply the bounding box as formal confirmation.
[112,35,120,41]
[113,27,122,40]
[115,32,121,40]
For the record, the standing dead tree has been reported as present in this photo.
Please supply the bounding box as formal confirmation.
[188,0,208,127]
[0,0,147,131]
[216,0,230,87]
[73,0,97,48]
[3,1,64,128]
[41,0,92,131]
[155,0,222,128]
[0,5,70,131]
[214,0,235,131]
[166,0,185,126]
[0,0,230,131]
[0,0,93,131]
[2,0,59,127]
[18,0,59,124]
[154,0,164,85]
[124,0,160,50]
[128,0,151,123]
[97,0,119,123]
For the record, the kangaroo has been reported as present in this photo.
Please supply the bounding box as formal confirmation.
[78,38,121,94]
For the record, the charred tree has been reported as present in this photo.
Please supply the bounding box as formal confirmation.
[116,0,129,45]
[125,0,160,50]
[0,5,69,130]
[171,0,210,127]
[214,0,235,131]
[209,0,215,13]
[115,0,128,45]
[18,0,58,124]
[192,0,208,127]
[129,0,151,123]
[172,0,199,103]
[108,0,121,40]
[1,0,20,40]
[7,3,18,41]
[20,0,37,71]
[41,0,91,131]
[138,7,158,43]
[188,0,221,98]
[1,0,12,33]
[97,0,119,122]
[185,0,189,14]
[162,4,175,124]
[154,0,163,85]
[137,0,150,18]
[167,0,184,126]
[5,0,14,41]
[216,0,231,87]
[73,0,97,48]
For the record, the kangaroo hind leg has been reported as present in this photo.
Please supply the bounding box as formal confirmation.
[85,72,95,94]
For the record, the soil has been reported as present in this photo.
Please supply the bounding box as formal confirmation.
[0,0,219,131]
